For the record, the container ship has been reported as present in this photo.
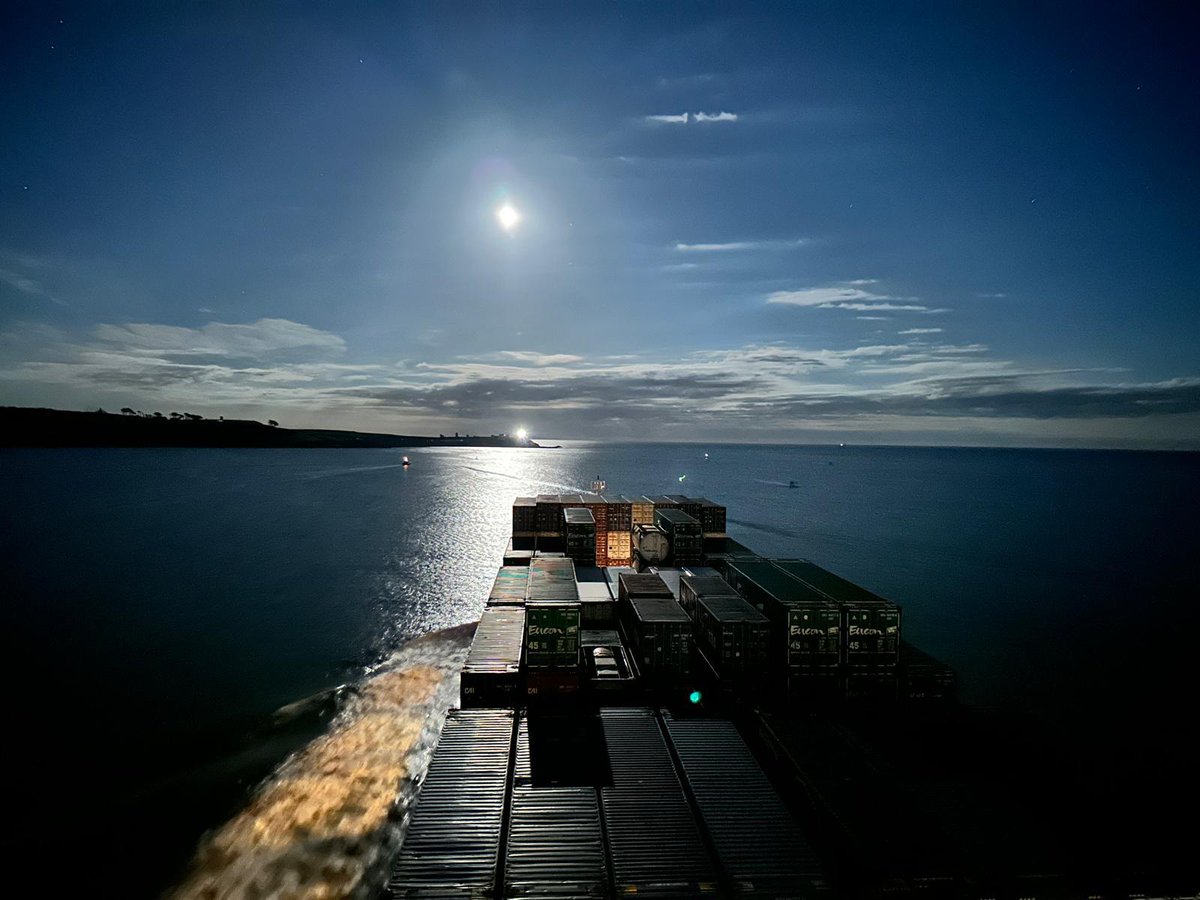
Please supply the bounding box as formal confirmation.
[386,492,1163,899]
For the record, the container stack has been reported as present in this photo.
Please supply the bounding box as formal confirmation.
[534,494,562,534]
[694,595,769,681]
[630,496,656,527]
[488,566,529,607]
[701,536,760,575]
[581,492,609,567]
[574,565,616,625]
[603,494,633,566]
[461,606,526,708]
[654,508,704,567]
[696,498,727,537]
[725,559,841,698]
[624,597,692,679]
[772,559,901,701]
[525,557,581,696]
[511,497,537,536]
[503,537,535,566]
[678,573,739,620]
[562,507,596,567]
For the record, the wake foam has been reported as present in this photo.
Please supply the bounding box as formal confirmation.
[169,621,477,900]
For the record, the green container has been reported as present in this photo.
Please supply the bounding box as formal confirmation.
[525,602,581,668]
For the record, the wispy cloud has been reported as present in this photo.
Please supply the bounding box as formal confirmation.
[643,111,738,125]
[494,351,584,367]
[767,281,945,313]
[675,238,805,253]
[899,327,943,335]
[645,113,689,125]
[2,322,1195,445]
[0,255,66,306]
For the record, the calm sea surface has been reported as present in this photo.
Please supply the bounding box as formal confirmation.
[2,444,1197,895]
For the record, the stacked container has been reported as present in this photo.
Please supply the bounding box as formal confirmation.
[623,598,693,679]
[654,508,704,566]
[630,496,656,527]
[694,595,769,681]
[487,566,529,606]
[697,498,727,536]
[724,560,841,679]
[461,607,526,707]
[679,572,740,620]
[511,497,537,535]
[603,494,633,566]
[562,507,596,567]
[574,565,616,625]
[534,494,561,534]
[525,557,581,678]
[616,572,675,605]
[580,492,609,567]
[772,560,901,669]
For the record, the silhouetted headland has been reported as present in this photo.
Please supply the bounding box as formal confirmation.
[0,406,548,449]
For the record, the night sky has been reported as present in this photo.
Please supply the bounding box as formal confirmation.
[2,2,1197,447]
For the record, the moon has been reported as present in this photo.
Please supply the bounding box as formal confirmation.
[496,203,521,231]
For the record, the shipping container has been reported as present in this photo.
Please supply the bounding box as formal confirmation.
[525,669,580,699]
[725,560,841,669]
[666,494,704,520]
[460,607,525,707]
[487,566,529,606]
[388,709,513,898]
[527,557,578,602]
[580,628,621,647]
[606,529,632,560]
[630,496,656,526]
[900,641,956,702]
[575,565,616,625]
[563,507,597,566]
[624,597,693,678]
[772,560,901,668]
[654,508,704,566]
[505,715,608,898]
[598,708,718,896]
[696,498,728,536]
[694,594,770,680]
[512,496,538,534]
[525,601,581,668]
[534,493,563,533]
[663,715,828,896]
[633,523,670,566]
[701,536,760,576]
[503,549,533,567]
[617,571,675,604]
[601,493,633,531]
[678,573,739,620]
[651,495,682,511]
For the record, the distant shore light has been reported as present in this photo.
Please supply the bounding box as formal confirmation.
[516,427,528,440]
[496,203,521,231]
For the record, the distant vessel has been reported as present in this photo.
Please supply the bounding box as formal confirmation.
[402,456,410,467]
[788,480,798,488]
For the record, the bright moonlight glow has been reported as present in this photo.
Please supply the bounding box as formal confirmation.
[496,203,521,231]
[516,427,528,441]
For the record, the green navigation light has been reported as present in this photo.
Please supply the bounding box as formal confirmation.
[689,690,702,704]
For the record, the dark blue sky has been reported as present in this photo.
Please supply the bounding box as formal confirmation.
[2,2,1197,446]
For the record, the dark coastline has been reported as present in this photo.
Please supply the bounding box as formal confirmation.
[0,406,544,449]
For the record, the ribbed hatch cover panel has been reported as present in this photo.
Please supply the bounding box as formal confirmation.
[598,708,718,896]
[664,716,828,896]
[389,709,514,899]
[505,717,607,898]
